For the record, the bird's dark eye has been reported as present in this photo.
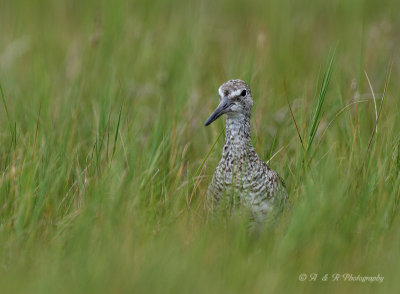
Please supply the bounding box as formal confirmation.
[241,90,247,97]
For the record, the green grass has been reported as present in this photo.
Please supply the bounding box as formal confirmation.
[1,0,400,293]
[307,49,335,154]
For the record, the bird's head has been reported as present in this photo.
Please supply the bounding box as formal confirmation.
[204,79,253,126]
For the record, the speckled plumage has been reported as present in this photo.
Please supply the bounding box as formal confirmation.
[205,79,288,222]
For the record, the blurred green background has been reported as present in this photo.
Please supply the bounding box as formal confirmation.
[0,0,399,293]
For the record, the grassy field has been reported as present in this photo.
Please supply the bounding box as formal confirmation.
[1,0,399,293]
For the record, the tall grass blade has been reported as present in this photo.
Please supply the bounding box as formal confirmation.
[0,83,16,147]
[307,50,336,153]
[112,104,123,159]
[366,61,392,153]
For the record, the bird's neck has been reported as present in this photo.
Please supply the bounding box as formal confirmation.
[223,114,252,155]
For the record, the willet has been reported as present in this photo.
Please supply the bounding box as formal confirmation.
[205,79,288,223]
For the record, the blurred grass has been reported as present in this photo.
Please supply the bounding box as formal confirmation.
[0,0,400,293]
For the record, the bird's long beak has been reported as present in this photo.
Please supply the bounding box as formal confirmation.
[204,97,233,126]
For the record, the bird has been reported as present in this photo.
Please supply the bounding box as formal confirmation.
[204,79,288,224]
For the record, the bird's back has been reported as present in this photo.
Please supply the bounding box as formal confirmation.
[206,146,287,222]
